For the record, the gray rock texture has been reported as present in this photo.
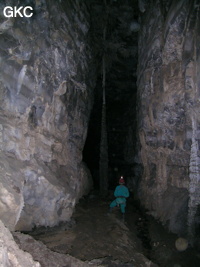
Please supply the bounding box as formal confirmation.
[135,0,200,240]
[0,220,41,267]
[12,229,94,267]
[0,219,97,267]
[0,0,95,231]
[13,216,158,267]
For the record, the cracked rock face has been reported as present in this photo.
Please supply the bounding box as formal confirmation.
[0,0,95,231]
[136,0,200,239]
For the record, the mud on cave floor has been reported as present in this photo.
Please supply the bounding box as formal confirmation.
[28,191,200,267]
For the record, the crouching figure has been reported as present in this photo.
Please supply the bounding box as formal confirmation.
[109,176,129,221]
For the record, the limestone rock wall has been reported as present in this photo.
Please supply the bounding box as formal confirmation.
[136,0,200,239]
[0,220,41,267]
[0,0,95,231]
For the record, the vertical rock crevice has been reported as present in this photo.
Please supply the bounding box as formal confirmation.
[1,0,200,249]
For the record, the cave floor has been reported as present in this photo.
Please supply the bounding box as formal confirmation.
[30,191,200,267]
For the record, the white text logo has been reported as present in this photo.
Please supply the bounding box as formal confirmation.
[3,6,33,18]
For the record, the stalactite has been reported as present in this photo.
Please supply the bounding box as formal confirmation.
[99,102,108,196]
[99,0,108,196]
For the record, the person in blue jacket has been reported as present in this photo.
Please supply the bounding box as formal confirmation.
[109,176,129,221]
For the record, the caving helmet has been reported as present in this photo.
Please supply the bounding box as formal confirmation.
[119,176,125,184]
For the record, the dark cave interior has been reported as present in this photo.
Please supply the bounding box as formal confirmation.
[82,0,139,189]
[1,0,200,266]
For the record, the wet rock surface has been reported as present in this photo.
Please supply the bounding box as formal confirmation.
[23,193,200,267]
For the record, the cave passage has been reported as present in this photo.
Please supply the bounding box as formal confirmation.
[1,0,200,266]
[83,0,138,190]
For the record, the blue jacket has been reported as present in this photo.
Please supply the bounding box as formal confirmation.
[114,185,129,204]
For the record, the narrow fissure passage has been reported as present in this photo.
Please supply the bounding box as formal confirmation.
[1,0,200,266]
[82,0,139,193]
